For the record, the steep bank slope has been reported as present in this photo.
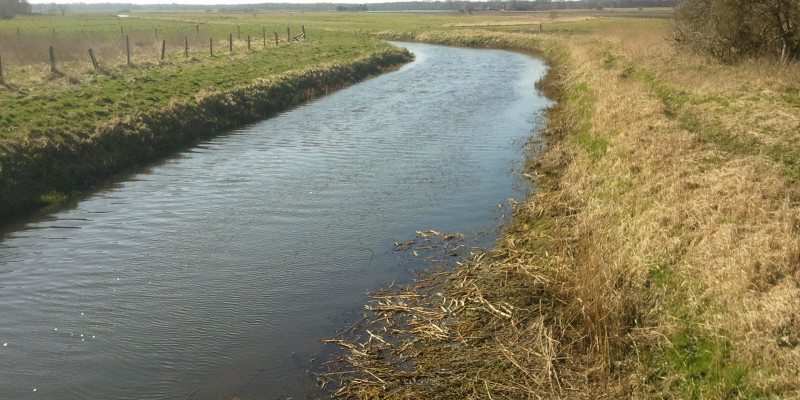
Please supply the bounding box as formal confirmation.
[330,19,800,398]
[0,48,412,224]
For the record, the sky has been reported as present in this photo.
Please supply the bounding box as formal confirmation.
[27,0,414,5]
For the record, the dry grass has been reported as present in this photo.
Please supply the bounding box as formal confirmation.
[325,16,800,399]
[587,19,800,395]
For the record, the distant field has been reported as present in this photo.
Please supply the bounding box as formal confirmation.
[0,12,396,142]
[0,9,658,143]
[0,11,422,220]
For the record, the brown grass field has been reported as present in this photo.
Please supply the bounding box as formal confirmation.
[322,12,800,399]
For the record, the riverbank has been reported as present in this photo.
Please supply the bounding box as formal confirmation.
[328,17,800,398]
[0,46,412,223]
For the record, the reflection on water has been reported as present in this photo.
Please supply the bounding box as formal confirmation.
[0,42,550,399]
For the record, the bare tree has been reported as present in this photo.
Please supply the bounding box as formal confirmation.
[0,0,31,19]
[674,0,799,63]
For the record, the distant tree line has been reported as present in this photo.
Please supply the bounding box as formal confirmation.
[336,4,368,11]
[674,0,799,63]
[361,0,675,12]
[0,0,31,19]
[58,0,674,13]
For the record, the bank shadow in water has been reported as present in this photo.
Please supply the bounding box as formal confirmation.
[0,42,551,399]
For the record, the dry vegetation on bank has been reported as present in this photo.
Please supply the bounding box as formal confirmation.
[325,14,800,399]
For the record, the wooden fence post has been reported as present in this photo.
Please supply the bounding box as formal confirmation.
[237,25,241,40]
[185,37,189,58]
[274,31,278,46]
[49,45,57,73]
[263,26,266,48]
[88,48,99,69]
[155,27,158,38]
[247,35,251,51]
[126,35,131,65]
[120,26,124,39]
[287,27,290,42]
[302,25,306,39]
[0,55,4,84]
[161,40,166,60]
[229,33,233,53]
[210,37,213,56]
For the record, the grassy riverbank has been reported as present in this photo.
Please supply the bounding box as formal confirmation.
[323,13,800,399]
[0,13,412,222]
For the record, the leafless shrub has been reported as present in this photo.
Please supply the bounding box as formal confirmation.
[673,0,800,63]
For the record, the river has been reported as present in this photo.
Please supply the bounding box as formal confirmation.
[0,42,550,399]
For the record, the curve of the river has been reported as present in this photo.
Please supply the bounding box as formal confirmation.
[0,42,550,399]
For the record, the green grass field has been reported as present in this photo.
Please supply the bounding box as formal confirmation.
[1,11,430,220]
[0,12,398,142]
[0,10,618,144]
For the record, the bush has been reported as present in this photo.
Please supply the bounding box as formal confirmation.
[0,0,30,19]
[673,0,800,63]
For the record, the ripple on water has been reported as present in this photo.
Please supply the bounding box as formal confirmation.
[0,42,552,399]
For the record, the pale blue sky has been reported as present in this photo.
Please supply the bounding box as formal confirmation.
[29,0,416,5]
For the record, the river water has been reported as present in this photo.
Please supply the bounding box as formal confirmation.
[0,43,550,399]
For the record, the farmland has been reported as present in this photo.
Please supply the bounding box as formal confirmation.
[0,12,413,219]
[0,13,400,143]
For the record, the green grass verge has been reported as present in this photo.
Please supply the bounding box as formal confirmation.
[0,44,412,222]
[646,265,769,399]
[1,11,431,222]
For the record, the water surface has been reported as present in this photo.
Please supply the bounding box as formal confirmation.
[0,42,550,399]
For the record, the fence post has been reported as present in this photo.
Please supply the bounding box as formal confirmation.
[49,45,57,73]
[88,48,99,69]
[237,25,241,40]
[161,40,166,60]
[0,55,4,84]
[263,26,266,48]
[302,25,306,39]
[185,36,189,58]
[287,27,290,42]
[155,27,158,38]
[120,26,124,39]
[274,31,278,46]
[229,33,233,53]
[126,35,131,65]
[210,37,213,57]
[247,35,251,51]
